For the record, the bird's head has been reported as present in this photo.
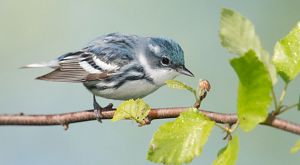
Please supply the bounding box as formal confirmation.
[145,37,194,77]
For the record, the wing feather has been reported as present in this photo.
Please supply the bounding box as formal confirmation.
[36,33,138,83]
[37,52,112,82]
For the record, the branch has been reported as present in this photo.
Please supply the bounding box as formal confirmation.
[0,107,300,135]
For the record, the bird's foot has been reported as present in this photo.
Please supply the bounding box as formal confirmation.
[93,95,113,123]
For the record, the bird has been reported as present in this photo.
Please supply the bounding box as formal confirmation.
[24,33,194,120]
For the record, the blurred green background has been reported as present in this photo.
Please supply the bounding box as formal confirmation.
[1,0,300,164]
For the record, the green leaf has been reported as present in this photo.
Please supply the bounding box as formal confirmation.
[291,139,300,154]
[165,80,197,99]
[273,22,300,83]
[147,108,215,164]
[220,8,277,84]
[213,136,239,165]
[112,99,150,123]
[230,50,272,132]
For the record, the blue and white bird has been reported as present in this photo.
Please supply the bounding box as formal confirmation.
[24,33,193,116]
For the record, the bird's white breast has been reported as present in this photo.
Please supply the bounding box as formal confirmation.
[91,79,159,100]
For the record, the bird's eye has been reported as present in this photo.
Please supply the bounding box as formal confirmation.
[161,57,170,66]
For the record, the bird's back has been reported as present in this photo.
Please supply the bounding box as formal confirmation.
[85,33,140,66]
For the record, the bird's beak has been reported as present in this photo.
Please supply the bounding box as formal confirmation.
[177,66,194,77]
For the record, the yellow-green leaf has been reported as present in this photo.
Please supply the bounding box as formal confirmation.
[230,50,272,132]
[165,79,196,94]
[291,139,300,154]
[213,136,239,165]
[147,108,215,165]
[112,99,150,123]
[273,22,300,83]
[165,80,197,99]
[220,8,277,84]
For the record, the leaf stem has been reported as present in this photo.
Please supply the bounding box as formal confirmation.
[230,120,240,133]
[215,121,239,141]
[279,83,288,107]
[271,88,278,110]
[194,93,199,103]
[278,103,299,115]
[274,83,289,115]
[215,123,227,131]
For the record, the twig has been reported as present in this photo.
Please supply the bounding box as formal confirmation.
[0,107,300,135]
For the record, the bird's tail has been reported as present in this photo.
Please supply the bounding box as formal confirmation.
[21,60,59,69]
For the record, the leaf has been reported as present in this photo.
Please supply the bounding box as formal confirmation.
[273,22,300,83]
[165,80,197,99]
[147,108,215,165]
[291,139,300,154]
[213,136,239,165]
[230,50,272,132]
[112,99,150,123]
[220,8,277,84]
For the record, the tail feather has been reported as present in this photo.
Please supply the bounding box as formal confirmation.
[21,60,59,69]
[36,69,88,82]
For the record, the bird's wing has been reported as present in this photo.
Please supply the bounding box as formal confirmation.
[36,51,110,82]
[37,33,137,82]
[87,33,137,66]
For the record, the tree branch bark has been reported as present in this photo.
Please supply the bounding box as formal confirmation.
[0,107,300,135]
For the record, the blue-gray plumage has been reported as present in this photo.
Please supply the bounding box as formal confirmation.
[24,33,194,100]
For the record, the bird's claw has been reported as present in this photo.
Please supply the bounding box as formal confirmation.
[94,109,104,123]
[93,95,113,123]
[104,103,113,110]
